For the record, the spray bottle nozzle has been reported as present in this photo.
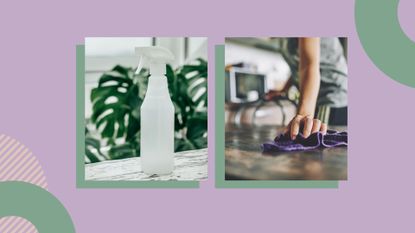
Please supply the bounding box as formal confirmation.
[135,46,174,75]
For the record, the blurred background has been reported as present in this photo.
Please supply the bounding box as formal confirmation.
[84,37,208,163]
[225,37,347,126]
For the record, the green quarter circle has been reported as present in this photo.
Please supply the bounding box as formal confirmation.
[355,0,415,88]
[0,182,76,233]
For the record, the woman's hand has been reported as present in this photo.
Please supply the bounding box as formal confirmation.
[285,114,327,140]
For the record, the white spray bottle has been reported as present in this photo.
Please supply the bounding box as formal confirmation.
[135,46,175,175]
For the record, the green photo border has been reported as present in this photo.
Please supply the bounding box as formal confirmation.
[215,44,339,188]
[76,45,199,188]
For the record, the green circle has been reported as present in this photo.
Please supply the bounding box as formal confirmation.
[0,182,76,233]
[355,0,415,88]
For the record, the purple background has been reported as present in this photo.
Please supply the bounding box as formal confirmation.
[1,0,414,232]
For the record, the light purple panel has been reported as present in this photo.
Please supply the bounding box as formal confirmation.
[0,0,414,232]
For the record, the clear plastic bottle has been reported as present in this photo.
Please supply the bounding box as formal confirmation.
[135,46,175,175]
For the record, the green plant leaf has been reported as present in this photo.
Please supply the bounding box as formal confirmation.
[178,59,208,108]
[108,142,138,160]
[85,137,103,163]
[90,66,143,143]
[175,138,196,152]
[186,112,207,138]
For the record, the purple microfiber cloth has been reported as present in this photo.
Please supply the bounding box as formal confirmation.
[261,130,347,152]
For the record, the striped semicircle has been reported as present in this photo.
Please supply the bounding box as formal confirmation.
[0,133,49,233]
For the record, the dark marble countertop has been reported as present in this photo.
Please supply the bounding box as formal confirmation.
[225,124,347,180]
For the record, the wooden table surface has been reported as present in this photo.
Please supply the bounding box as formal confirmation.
[85,148,207,181]
[225,124,347,180]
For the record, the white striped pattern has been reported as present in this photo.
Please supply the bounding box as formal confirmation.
[0,216,38,233]
[0,134,47,189]
[0,134,48,233]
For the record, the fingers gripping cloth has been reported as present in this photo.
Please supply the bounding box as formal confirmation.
[261,130,347,152]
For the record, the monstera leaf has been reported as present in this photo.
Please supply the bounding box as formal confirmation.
[85,126,103,163]
[172,59,208,130]
[180,58,208,108]
[90,65,143,144]
[186,111,208,148]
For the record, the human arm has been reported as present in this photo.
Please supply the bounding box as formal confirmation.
[286,38,327,139]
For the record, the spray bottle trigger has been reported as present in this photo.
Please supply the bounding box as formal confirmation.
[135,55,143,75]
